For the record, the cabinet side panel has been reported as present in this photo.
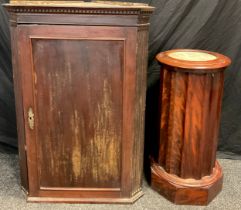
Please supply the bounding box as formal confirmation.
[11,26,29,192]
[132,26,149,194]
[32,39,123,189]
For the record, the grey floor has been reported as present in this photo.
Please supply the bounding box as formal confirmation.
[1,148,241,210]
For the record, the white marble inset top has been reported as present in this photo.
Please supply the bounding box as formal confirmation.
[168,51,217,61]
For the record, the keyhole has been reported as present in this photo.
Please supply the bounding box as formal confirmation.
[28,108,34,129]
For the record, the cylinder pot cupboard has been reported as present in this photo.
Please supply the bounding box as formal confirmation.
[4,1,154,203]
[151,49,231,205]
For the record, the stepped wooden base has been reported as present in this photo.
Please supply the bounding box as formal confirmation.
[151,161,223,205]
[25,191,144,204]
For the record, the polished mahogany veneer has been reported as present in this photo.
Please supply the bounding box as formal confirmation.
[151,49,231,205]
[4,0,154,203]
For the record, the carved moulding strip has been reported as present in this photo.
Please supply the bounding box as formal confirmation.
[4,6,153,15]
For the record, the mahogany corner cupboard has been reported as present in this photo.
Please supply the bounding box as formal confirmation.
[4,1,154,203]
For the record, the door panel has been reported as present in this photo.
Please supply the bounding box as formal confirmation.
[17,25,137,196]
[32,39,123,188]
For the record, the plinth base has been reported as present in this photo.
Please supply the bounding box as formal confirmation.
[151,161,223,205]
[25,190,144,204]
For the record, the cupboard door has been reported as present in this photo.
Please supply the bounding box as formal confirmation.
[18,26,137,197]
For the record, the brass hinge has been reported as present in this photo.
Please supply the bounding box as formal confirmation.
[28,107,34,130]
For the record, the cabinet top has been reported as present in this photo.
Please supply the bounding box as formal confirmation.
[4,1,154,14]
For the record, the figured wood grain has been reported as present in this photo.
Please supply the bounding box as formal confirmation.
[181,74,206,179]
[151,160,223,205]
[165,69,187,175]
[158,70,226,179]
[151,49,231,205]
[158,67,171,167]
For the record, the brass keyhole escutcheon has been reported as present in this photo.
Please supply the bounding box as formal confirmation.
[28,107,34,130]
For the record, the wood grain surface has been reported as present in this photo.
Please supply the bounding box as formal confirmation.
[151,160,223,205]
[151,49,231,205]
[32,39,123,188]
[8,1,153,202]
[158,67,225,179]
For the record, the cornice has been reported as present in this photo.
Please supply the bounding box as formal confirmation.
[4,5,153,16]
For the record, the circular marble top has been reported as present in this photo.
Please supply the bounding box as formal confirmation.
[168,51,217,62]
[156,49,231,72]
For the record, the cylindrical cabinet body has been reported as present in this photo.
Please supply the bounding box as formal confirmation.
[151,49,231,205]
[4,1,154,203]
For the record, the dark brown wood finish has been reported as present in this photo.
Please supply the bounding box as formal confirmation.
[4,1,154,203]
[151,49,231,205]
[10,24,29,193]
[131,24,150,195]
[33,38,123,189]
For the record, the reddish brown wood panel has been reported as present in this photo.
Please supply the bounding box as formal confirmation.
[158,70,226,179]
[165,70,187,175]
[152,49,231,205]
[32,39,123,188]
[181,74,207,179]
[181,73,225,179]
[199,73,224,177]
[158,67,172,167]
[151,160,223,205]
[158,66,188,175]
